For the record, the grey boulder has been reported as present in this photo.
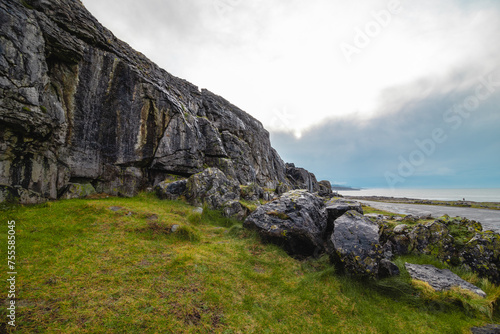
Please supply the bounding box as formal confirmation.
[185,168,239,210]
[405,263,486,297]
[244,189,327,257]
[318,180,333,197]
[325,199,364,237]
[328,211,387,278]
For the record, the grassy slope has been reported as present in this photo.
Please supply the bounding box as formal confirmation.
[0,194,498,333]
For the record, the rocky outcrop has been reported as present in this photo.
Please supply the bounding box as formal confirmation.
[381,216,500,284]
[285,163,319,193]
[244,190,327,257]
[325,199,364,240]
[405,263,486,297]
[318,180,333,197]
[328,211,388,278]
[240,183,264,202]
[0,0,297,204]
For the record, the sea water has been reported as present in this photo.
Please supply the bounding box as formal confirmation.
[338,188,500,202]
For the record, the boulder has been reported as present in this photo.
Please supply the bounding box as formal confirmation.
[244,190,327,257]
[405,263,486,297]
[222,200,247,220]
[60,183,96,199]
[390,234,412,256]
[185,168,240,210]
[318,180,333,197]
[276,182,292,195]
[325,199,363,237]
[328,211,387,278]
[155,179,187,200]
[240,183,264,201]
[403,215,419,223]
[393,224,409,234]
[326,199,363,220]
[14,186,47,205]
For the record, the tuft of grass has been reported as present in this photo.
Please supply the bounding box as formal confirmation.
[20,0,34,9]
[268,211,290,220]
[239,199,259,212]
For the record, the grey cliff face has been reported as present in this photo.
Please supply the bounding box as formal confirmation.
[0,0,300,203]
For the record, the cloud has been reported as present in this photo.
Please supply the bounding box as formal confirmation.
[82,0,500,131]
[80,0,500,188]
[270,68,500,188]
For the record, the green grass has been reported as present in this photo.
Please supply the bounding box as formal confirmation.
[0,193,498,333]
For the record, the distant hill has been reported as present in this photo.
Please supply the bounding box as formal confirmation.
[331,185,361,191]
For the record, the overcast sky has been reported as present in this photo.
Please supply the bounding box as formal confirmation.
[81,0,500,188]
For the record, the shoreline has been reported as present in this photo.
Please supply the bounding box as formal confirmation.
[344,195,500,211]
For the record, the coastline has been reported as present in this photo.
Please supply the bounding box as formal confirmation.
[339,188,500,204]
[343,195,500,211]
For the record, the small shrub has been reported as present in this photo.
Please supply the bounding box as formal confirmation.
[187,211,203,225]
[175,225,201,242]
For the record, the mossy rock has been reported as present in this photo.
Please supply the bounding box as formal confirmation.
[61,183,96,200]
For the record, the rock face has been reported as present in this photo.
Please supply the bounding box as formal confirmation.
[328,211,385,278]
[0,0,300,203]
[244,190,327,257]
[405,263,486,297]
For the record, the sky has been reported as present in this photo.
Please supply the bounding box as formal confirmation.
[81,0,500,189]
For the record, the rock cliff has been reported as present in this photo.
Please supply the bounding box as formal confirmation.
[0,0,319,203]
